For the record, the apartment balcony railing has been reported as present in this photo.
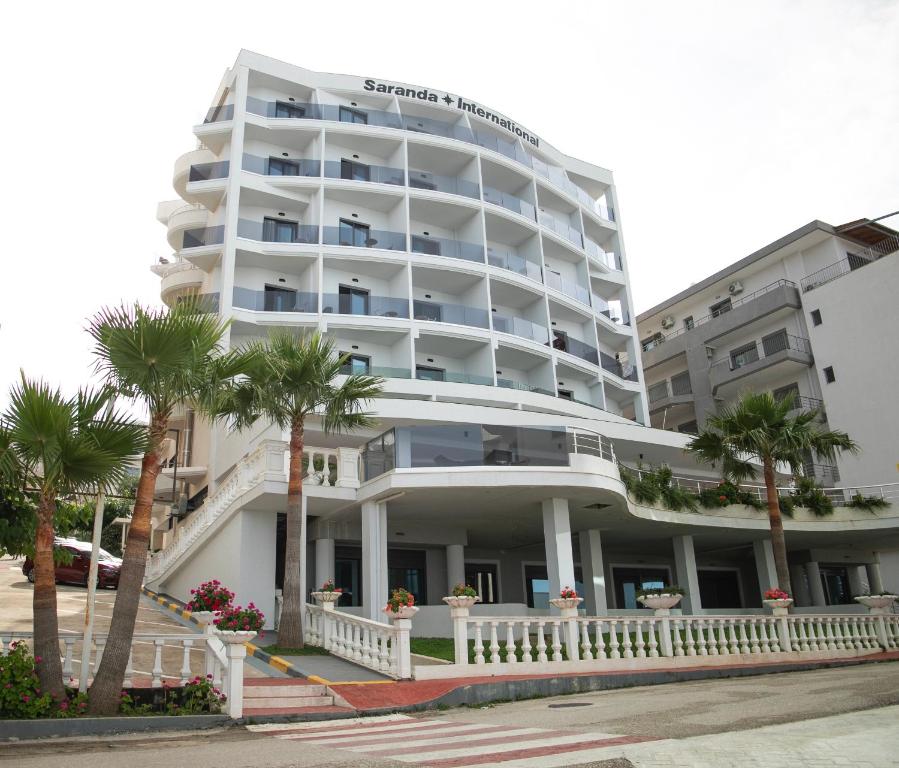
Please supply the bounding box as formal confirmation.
[483,187,537,220]
[237,218,319,244]
[487,247,542,282]
[801,236,899,292]
[409,169,480,199]
[787,395,825,413]
[182,225,225,249]
[415,370,493,386]
[648,381,669,403]
[203,104,234,124]
[551,335,599,366]
[410,234,485,263]
[339,364,411,379]
[322,293,409,318]
[496,379,555,397]
[600,351,639,381]
[323,160,404,186]
[242,154,321,177]
[648,373,692,404]
[592,294,630,326]
[545,271,591,306]
[232,287,317,313]
[412,299,489,328]
[322,226,406,251]
[491,314,549,344]
[402,113,475,142]
[584,238,622,271]
[803,462,841,484]
[188,161,230,182]
[538,210,584,248]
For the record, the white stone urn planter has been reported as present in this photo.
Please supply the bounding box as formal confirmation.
[549,597,583,611]
[189,610,217,625]
[213,629,258,642]
[763,598,794,616]
[855,595,898,615]
[312,590,343,605]
[384,606,420,621]
[442,595,481,609]
[638,593,683,615]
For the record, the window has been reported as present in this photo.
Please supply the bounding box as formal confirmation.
[709,298,732,317]
[612,566,669,610]
[340,158,370,182]
[525,564,583,609]
[762,329,789,356]
[811,309,822,326]
[339,105,368,124]
[677,421,698,435]
[465,563,499,604]
[268,157,300,176]
[338,218,370,247]
[557,389,574,400]
[263,285,297,312]
[338,285,370,315]
[683,316,694,331]
[729,342,759,370]
[823,366,836,383]
[388,549,427,606]
[262,217,298,243]
[274,101,305,119]
[820,565,853,605]
[415,365,446,382]
[339,352,370,375]
[698,570,742,608]
[773,383,800,409]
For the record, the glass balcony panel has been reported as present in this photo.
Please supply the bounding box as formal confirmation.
[559,336,599,365]
[410,235,485,263]
[246,97,404,128]
[323,160,404,186]
[408,170,480,199]
[321,293,409,318]
[237,219,319,244]
[402,115,474,142]
[537,211,583,248]
[204,104,234,123]
[340,364,411,379]
[600,351,639,381]
[486,247,542,281]
[188,161,230,182]
[232,286,318,313]
[412,300,489,328]
[492,314,549,344]
[182,225,225,249]
[545,271,591,306]
[242,154,320,177]
[483,186,536,220]
[321,226,406,251]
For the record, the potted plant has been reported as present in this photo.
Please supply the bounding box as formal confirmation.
[762,588,793,615]
[637,585,685,613]
[311,579,343,604]
[443,583,481,609]
[549,586,584,610]
[854,591,899,614]
[384,587,419,620]
[187,579,235,624]
[213,602,265,640]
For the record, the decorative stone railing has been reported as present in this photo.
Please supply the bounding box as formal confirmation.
[304,602,409,678]
[298,446,361,488]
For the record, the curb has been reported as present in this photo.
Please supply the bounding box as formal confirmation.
[0,714,230,741]
[141,587,305,679]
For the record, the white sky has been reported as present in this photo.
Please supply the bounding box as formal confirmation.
[1,0,897,406]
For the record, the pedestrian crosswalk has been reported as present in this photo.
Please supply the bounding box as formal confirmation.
[249,713,655,766]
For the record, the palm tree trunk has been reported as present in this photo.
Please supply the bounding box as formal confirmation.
[763,457,793,596]
[277,419,305,648]
[33,491,65,701]
[87,415,166,715]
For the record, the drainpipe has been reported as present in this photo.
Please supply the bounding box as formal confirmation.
[180,409,194,467]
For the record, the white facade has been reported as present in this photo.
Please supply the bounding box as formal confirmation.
[148,52,899,633]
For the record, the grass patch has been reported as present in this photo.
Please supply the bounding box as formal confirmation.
[411,637,456,662]
[259,644,331,656]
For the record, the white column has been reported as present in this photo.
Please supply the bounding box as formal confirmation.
[866,562,885,595]
[446,544,465,595]
[361,500,388,620]
[673,535,702,614]
[806,561,827,607]
[578,529,607,615]
[847,565,866,598]
[314,537,336,591]
[542,498,576,609]
[753,539,778,600]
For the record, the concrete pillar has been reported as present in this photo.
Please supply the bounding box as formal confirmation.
[806,561,827,607]
[314,537,335,592]
[361,501,388,620]
[848,565,866,598]
[673,535,702,614]
[789,564,811,606]
[542,498,576,607]
[446,543,466,595]
[753,539,778,600]
[578,529,608,615]
[866,562,885,594]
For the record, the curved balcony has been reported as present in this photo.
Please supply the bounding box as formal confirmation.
[165,204,209,250]
[158,261,206,305]
[173,148,216,198]
[173,148,228,207]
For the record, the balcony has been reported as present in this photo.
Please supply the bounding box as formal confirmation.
[545,271,591,307]
[551,334,599,366]
[600,351,639,382]
[487,247,542,282]
[165,204,209,251]
[412,299,489,329]
[802,237,899,292]
[246,97,404,129]
[322,225,406,251]
[203,104,234,124]
[155,261,206,305]
[410,234,485,263]
[322,293,409,319]
[709,334,812,395]
[340,365,411,379]
[237,218,319,245]
[497,379,555,397]
[232,287,317,313]
[592,295,630,327]
[242,154,320,177]
[409,169,480,199]
[182,225,225,250]
[324,160,404,187]
[483,187,536,221]
[584,238,622,271]
[492,314,549,344]
[538,210,583,249]
[415,370,493,386]
[647,373,693,414]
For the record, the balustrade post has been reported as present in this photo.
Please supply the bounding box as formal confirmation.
[558,605,580,662]
[321,601,337,651]
[658,613,674,657]
[336,447,361,489]
[219,634,254,719]
[450,604,471,666]
[777,615,792,652]
[390,616,413,679]
[874,615,890,650]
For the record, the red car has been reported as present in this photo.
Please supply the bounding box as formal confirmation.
[23,539,121,589]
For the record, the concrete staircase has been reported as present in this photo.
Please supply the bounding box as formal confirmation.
[242,678,349,717]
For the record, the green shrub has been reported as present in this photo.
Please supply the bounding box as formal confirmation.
[791,477,833,517]
[846,494,890,512]
[779,495,795,517]
[636,585,686,598]
[0,641,87,719]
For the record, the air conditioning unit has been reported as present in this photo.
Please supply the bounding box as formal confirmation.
[728,280,744,295]
[661,315,675,329]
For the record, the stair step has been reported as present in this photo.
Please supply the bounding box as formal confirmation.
[243,695,335,709]
[244,684,328,699]
[243,704,350,717]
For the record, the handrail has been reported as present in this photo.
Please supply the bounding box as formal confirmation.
[801,235,899,292]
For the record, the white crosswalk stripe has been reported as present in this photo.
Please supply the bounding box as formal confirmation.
[250,714,650,766]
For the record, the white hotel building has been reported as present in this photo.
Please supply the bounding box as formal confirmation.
[146,51,899,634]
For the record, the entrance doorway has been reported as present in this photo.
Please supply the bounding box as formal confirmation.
[524,564,584,609]
[698,569,742,608]
[820,565,853,604]
[612,566,671,609]
[465,563,499,604]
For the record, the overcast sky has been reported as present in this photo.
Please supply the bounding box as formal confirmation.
[1,0,896,406]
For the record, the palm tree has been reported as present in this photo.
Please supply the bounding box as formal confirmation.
[225,330,383,648]
[85,301,254,714]
[0,377,145,700]
[686,391,857,596]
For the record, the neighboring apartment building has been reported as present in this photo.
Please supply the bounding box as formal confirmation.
[145,52,899,632]
[636,218,899,491]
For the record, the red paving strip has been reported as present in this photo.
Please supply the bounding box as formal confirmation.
[321,724,508,748]
[365,728,586,755]
[422,734,659,767]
